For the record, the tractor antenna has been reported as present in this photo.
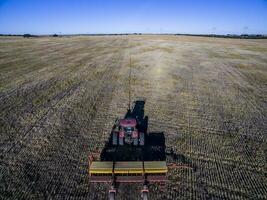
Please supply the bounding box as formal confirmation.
[128,56,132,111]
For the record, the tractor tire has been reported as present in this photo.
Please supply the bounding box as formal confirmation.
[112,132,118,146]
[140,132,145,146]
[119,137,124,146]
[144,116,148,133]
[141,192,148,200]
[109,192,115,200]
[133,137,138,146]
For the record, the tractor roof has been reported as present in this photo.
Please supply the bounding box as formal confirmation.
[120,119,137,127]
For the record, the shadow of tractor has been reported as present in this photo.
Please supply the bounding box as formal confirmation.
[100,100,167,162]
[99,99,195,170]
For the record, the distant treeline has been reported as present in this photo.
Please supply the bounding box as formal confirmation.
[70,33,143,36]
[0,34,61,38]
[22,34,60,38]
[0,33,143,38]
[175,34,267,39]
[0,33,266,39]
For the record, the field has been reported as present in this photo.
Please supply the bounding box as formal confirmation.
[0,35,266,200]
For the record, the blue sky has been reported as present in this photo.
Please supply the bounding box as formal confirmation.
[0,0,266,34]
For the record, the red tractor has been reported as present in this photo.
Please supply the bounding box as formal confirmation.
[89,99,168,200]
[112,100,148,146]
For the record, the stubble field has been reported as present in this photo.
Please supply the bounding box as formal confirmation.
[0,35,266,199]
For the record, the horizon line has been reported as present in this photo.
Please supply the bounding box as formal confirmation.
[1,33,267,36]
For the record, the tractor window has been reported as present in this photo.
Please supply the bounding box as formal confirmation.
[124,127,134,132]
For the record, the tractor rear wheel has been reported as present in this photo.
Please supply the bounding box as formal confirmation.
[119,137,124,146]
[109,192,115,200]
[141,191,148,200]
[112,132,118,146]
[143,116,148,133]
[140,132,145,146]
[133,137,138,146]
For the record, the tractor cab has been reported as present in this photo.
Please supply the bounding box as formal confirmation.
[119,119,138,144]
[120,119,137,132]
[112,117,145,146]
[112,101,146,146]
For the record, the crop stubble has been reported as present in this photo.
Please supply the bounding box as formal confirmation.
[0,35,266,199]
